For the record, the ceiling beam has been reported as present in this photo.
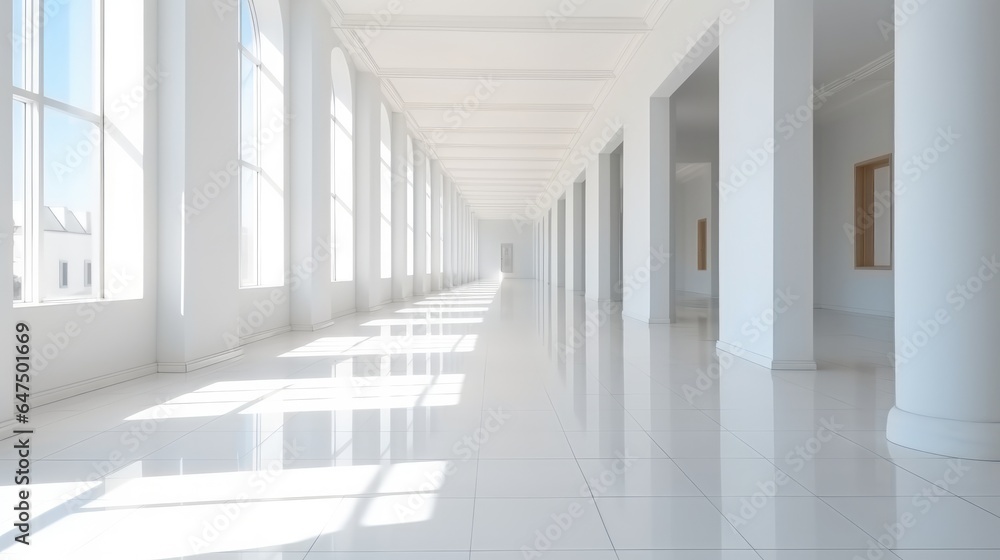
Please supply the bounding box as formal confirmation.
[333,15,652,34]
[381,68,614,80]
[405,103,594,113]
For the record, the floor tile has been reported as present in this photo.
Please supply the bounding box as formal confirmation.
[595,496,751,550]
[471,497,614,551]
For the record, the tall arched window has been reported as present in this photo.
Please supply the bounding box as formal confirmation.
[238,0,261,287]
[406,136,414,276]
[331,49,354,282]
[380,105,392,280]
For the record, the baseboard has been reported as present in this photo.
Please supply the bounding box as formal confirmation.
[243,325,292,342]
[331,308,356,320]
[158,347,244,373]
[39,363,158,408]
[716,341,817,371]
[291,319,336,332]
[815,303,894,319]
[0,362,160,438]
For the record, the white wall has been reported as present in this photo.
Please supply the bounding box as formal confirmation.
[480,220,534,281]
[676,164,712,295]
[815,83,895,317]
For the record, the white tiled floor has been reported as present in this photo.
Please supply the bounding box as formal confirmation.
[1,279,998,559]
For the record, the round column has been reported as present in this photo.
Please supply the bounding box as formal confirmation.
[887,0,1000,460]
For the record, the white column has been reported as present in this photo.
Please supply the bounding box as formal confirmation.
[353,72,381,312]
[430,159,442,291]
[156,0,241,367]
[289,0,332,330]
[717,0,815,370]
[443,177,454,288]
[390,112,407,302]
[413,141,428,296]
[585,154,613,301]
[457,195,465,286]
[645,96,676,323]
[887,0,1000,460]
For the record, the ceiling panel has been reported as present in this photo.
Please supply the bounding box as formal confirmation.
[441,159,560,171]
[367,31,633,72]
[433,130,577,146]
[336,0,657,19]
[409,109,589,130]
[451,169,554,180]
[389,77,606,105]
[434,146,568,159]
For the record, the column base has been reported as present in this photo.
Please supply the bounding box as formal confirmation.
[716,341,817,371]
[887,407,1000,461]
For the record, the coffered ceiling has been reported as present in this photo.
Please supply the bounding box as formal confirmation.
[325,0,895,221]
[325,0,672,220]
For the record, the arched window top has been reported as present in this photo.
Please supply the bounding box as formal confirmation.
[239,0,258,55]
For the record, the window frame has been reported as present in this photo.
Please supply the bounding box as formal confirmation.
[13,0,106,304]
[238,0,263,288]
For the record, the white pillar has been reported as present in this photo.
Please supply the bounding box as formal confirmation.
[443,177,454,288]
[717,0,815,370]
[887,0,1000,460]
[353,72,381,312]
[390,113,407,301]
[430,160,443,291]
[157,0,242,367]
[646,96,677,323]
[458,196,466,286]
[289,0,332,330]
[413,141,428,296]
[586,154,613,301]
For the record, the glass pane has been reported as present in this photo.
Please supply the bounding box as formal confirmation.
[380,143,391,279]
[240,168,259,287]
[43,107,100,300]
[407,168,414,276]
[240,0,257,53]
[426,190,432,271]
[240,54,258,166]
[333,119,354,282]
[13,101,26,301]
[43,0,99,112]
[12,0,25,89]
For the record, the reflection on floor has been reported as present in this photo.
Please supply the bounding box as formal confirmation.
[3,279,998,559]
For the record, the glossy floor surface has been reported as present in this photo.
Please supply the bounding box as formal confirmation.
[2,280,998,559]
